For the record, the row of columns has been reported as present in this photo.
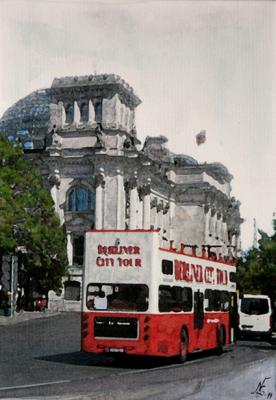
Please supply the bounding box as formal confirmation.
[93,172,156,231]
[60,100,97,127]
[127,177,170,231]
[205,207,229,244]
[204,206,241,256]
[49,166,171,267]
[128,177,152,229]
[58,96,134,133]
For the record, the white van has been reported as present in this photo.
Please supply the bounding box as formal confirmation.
[238,294,272,341]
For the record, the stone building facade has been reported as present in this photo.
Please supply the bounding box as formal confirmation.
[0,74,243,310]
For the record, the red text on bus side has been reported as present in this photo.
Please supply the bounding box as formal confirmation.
[175,260,203,282]
[97,245,140,255]
[96,256,142,268]
[174,260,227,286]
[217,268,228,285]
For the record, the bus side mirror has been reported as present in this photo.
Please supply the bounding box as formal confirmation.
[204,299,209,310]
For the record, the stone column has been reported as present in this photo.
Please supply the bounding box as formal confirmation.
[221,215,228,255]
[209,208,216,239]
[162,202,170,240]
[222,216,228,243]
[88,99,95,125]
[157,201,164,231]
[141,181,151,230]
[67,232,73,265]
[116,169,124,229]
[231,233,236,247]
[168,190,175,242]
[150,197,158,229]
[48,169,61,215]
[120,104,126,129]
[124,107,129,132]
[236,234,241,255]
[216,212,222,242]
[95,172,105,229]
[129,176,138,229]
[204,205,211,244]
[128,110,134,132]
[59,101,66,128]
[73,101,80,125]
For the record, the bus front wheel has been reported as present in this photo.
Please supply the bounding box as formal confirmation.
[178,329,188,363]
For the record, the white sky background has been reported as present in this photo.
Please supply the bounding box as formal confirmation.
[0,0,275,249]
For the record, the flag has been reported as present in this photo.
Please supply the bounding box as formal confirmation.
[196,130,206,146]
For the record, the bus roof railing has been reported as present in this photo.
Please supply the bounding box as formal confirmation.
[164,241,237,266]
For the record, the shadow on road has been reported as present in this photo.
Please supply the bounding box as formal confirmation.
[36,347,232,370]
[237,339,276,351]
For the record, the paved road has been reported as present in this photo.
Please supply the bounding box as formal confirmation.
[0,313,275,399]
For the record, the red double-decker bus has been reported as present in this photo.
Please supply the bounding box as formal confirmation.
[81,230,237,362]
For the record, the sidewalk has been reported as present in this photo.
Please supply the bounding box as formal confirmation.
[0,310,60,326]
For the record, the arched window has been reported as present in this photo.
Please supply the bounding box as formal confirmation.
[68,186,95,212]
[65,104,74,124]
[64,281,80,301]
[80,103,88,122]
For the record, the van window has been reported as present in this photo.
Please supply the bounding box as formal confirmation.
[241,298,269,315]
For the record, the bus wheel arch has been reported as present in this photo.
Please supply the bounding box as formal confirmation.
[178,327,189,363]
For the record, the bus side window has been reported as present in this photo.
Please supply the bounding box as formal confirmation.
[204,289,214,311]
[159,285,173,312]
[213,290,221,311]
[221,291,230,311]
[172,286,183,312]
[87,284,101,309]
[182,287,192,311]
[159,286,193,312]
[162,260,173,275]
[159,285,182,312]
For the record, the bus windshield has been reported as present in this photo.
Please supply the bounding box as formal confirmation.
[86,283,149,312]
[241,298,269,315]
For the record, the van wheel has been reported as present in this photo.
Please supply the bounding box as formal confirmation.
[178,329,188,363]
[216,326,225,355]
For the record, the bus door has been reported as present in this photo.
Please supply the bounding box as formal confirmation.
[194,290,204,346]
[230,292,238,342]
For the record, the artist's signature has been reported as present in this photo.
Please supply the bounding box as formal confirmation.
[251,377,273,399]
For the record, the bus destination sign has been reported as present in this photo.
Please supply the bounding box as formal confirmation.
[96,245,142,268]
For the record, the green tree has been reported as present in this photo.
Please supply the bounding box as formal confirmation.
[237,220,276,302]
[0,136,68,295]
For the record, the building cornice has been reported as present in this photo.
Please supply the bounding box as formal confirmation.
[51,74,141,109]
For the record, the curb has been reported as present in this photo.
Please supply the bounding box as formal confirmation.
[0,311,61,326]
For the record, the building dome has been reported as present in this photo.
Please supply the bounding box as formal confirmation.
[0,89,52,149]
[171,152,198,166]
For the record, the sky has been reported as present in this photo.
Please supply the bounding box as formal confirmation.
[0,0,275,249]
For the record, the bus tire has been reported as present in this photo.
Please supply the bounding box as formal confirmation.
[216,326,225,355]
[178,328,188,363]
